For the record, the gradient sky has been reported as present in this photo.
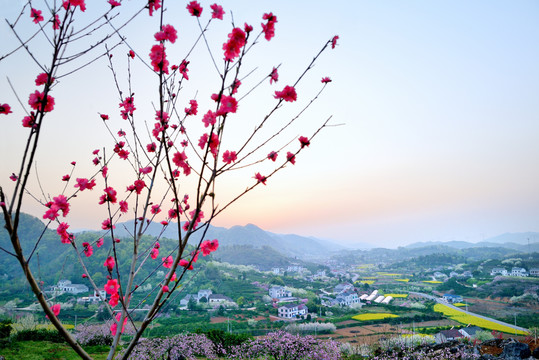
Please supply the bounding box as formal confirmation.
[1,1,538,248]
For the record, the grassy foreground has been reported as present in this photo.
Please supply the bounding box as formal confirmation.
[0,341,108,360]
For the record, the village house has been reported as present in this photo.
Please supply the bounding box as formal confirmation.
[458,326,482,338]
[208,294,233,304]
[336,290,360,306]
[269,285,292,299]
[51,280,89,295]
[511,267,529,277]
[435,329,464,343]
[333,283,353,294]
[442,294,463,303]
[197,289,213,301]
[77,289,107,304]
[277,303,308,319]
[490,267,508,276]
[530,268,539,277]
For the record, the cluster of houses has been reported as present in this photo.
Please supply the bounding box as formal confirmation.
[490,267,538,277]
[435,326,483,343]
[180,289,235,309]
[319,283,362,308]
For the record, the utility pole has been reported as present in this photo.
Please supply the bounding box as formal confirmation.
[514,313,517,336]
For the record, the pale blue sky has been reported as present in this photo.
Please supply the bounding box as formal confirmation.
[1,1,538,247]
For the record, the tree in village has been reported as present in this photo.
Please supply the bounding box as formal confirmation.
[0,1,338,359]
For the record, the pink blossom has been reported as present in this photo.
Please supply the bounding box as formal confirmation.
[151,204,161,214]
[82,274,87,278]
[162,255,173,268]
[82,242,93,257]
[104,257,116,272]
[22,113,36,127]
[161,220,168,226]
[181,140,188,148]
[274,85,297,102]
[299,136,310,148]
[99,187,117,204]
[139,166,152,174]
[168,208,178,219]
[149,43,169,74]
[108,0,121,7]
[244,23,253,33]
[31,8,44,23]
[217,95,238,115]
[321,77,332,83]
[35,73,53,86]
[162,285,170,293]
[75,178,96,191]
[168,271,177,281]
[147,142,157,152]
[147,0,161,16]
[201,239,219,256]
[268,151,278,162]
[180,259,193,270]
[222,150,237,164]
[118,130,126,137]
[62,175,70,181]
[254,172,267,185]
[183,221,190,231]
[97,238,104,247]
[198,133,208,150]
[9,173,17,181]
[185,99,198,115]
[56,222,72,244]
[286,151,296,165]
[131,179,145,194]
[100,114,109,120]
[28,91,55,112]
[150,248,159,259]
[210,4,224,19]
[92,149,100,155]
[101,218,115,230]
[119,200,128,213]
[331,35,339,49]
[186,1,202,17]
[102,166,108,178]
[179,59,189,80]
[202,110,217,128]
[109,292,119,307]
[63,0,86,12]
[231,79,241,94]
[269,67,279,84]
[51,304,61,317]
[223,28,246,61]
[53,14,61,30]
[154,24,177,43]
[261,13,277,41]
[92,157,100,165]
[104,278,119,294]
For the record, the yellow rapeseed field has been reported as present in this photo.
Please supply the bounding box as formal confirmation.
[384,293,408,298]
[422,280,442,284]
[433,304,528,335]
[395,279,410,282]
[352,313,399,321]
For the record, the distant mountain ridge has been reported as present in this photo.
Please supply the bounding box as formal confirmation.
[79,219,342,260]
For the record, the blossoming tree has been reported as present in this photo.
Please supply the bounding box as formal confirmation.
[0,1,338,359]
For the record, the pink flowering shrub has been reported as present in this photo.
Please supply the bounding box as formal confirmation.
[0,1,338,359]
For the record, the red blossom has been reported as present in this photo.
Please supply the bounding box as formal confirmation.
[110,312,127,336]
[100,114,109,120]
[53,14,61,30]
[185,99,198,115]
[201,239,219,256]
[119,96,135,119]
[104,257,116,272]
[180,259,194,270]
[109,292,119,307]
[299,136,310,148]
[261,12,277,41]
[29,91,55,112]
[147,142,157,152]
[128,50,135,58]
[162,255,173,269]
[331,35,339,49]
[9,173,17,182]
[101,218,115,230]
[268,151,278,162]
[286,151,296,165]
[63,0,86,12]
[119,200,128,213]
[269,67,279,84]
[321,77,332,83]
[274,85,297,102]
[210,4,224,19]
[186,1,203,17]
[83,242,93,257]
[147,0,161,16]
[97,238,104,247]
[168,208,178,219]
[244,23,253,33]
[179,60,190,80]
[35,73,53,86]
[150,248,159,259]
[162,285,170,293]
[254,172,267,185]
[231,79,241,94]
[0,104,13,115]
[217,95,238,115]
[56,222,72,244]
[139,166,152,174]
[222,150,237,164]
[154,24,177,43]
[104,278,119,294]
[62,174,70,181]
[75,178,96,191]
[202,110,216,128]
[51,304,61,317]
[99,187,117,204]
[22,113,36,128]
[108,0,121,7]
[149,44,169,74]
[151,204,161,214]
[222,28,246,61]
[161,220,168,226]
[31,8,44,23]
